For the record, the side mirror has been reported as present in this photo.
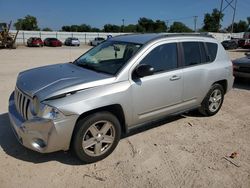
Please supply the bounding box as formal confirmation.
[134,64,154,78]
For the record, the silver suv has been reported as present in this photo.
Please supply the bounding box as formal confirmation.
[8,34,234,163]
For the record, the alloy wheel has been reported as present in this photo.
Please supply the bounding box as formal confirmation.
[208,89,222,112]
[82,120,115,157]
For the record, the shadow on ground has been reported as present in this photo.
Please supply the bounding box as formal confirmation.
[233,78,250,90]
[0,112,184,165]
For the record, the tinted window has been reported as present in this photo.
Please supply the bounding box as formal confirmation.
[206,42,218,62]
[182,42,201,66]
[199,42,208,63]
[139,43,178,72]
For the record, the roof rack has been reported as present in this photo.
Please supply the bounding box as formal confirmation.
[164,33,214,38]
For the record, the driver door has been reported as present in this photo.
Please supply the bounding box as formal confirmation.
[131,42,183,124]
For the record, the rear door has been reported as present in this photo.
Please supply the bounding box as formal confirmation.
[180,40,211,106]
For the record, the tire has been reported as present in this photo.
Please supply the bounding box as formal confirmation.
[198,84,224,116]
[72,112,121,163]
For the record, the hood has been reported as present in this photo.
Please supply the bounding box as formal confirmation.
[233,56,250,67]
[17,63,114,101]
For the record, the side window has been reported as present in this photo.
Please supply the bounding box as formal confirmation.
[206,42,218,62]
[182,42,201,66]
[199,42,208,63]
[139,43,178,73]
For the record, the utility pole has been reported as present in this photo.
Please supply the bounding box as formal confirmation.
[194,16,198,32]
[231,0,237,34]
[165,20,169,32]
[218,0,238,33]
[122,19,125,32]
[218,0,224,32]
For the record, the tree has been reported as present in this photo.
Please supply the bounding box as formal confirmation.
[138,17,155,32]
[124,24,137,32]
[169,22,192,33]
[103,24,121,32]
[14,15,39,30]
[202,9,224,32]
[91,27,101,32]
[154,20,167,32]
[62,24,101,32]
[137,17,167,33]
[78,24,91,32]
[42,27,52,31]
[70,25,79,32]
[61,26,71,32]
[226,20,248,33]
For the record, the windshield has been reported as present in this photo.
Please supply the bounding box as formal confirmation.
[74,40,142,75]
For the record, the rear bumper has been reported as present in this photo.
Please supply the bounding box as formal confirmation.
[71,42,80,46]
[8,92,78,153]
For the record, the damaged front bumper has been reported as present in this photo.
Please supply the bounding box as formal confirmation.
[8,92,78,153]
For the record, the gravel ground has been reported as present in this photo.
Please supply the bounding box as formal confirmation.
[0,46,249,188]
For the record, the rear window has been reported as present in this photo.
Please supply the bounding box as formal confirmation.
[96,37,105,40]
[206,42,218,62]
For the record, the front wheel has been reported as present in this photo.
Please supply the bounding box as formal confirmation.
[199,84,224,116]
[72,112,121,163]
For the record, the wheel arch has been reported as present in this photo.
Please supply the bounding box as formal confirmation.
[69,104,126,151]
[73,104,126,134]
[212,79,228,93]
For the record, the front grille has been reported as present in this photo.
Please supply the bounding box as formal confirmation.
[14,87,31,120]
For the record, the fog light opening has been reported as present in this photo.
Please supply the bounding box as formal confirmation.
[32,139,46,150]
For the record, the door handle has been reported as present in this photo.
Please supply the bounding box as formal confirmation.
[170,75,181,81]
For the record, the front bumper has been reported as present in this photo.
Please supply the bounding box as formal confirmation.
[8,92,78,153]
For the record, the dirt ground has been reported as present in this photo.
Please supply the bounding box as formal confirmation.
[0,46,250,188]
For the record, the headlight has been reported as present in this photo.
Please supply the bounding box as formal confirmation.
[40,105,65,120]
[31,96,40,116]
[31,96,65,119]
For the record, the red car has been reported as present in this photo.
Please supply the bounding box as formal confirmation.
[238,38,250,49]
[44,38,62,47]
[27,37,44,47]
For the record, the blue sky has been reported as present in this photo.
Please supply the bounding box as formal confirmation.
[0,0,249,30]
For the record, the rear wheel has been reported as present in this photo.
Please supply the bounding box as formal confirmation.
[199,84,224,116]
[72,112,121,163]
